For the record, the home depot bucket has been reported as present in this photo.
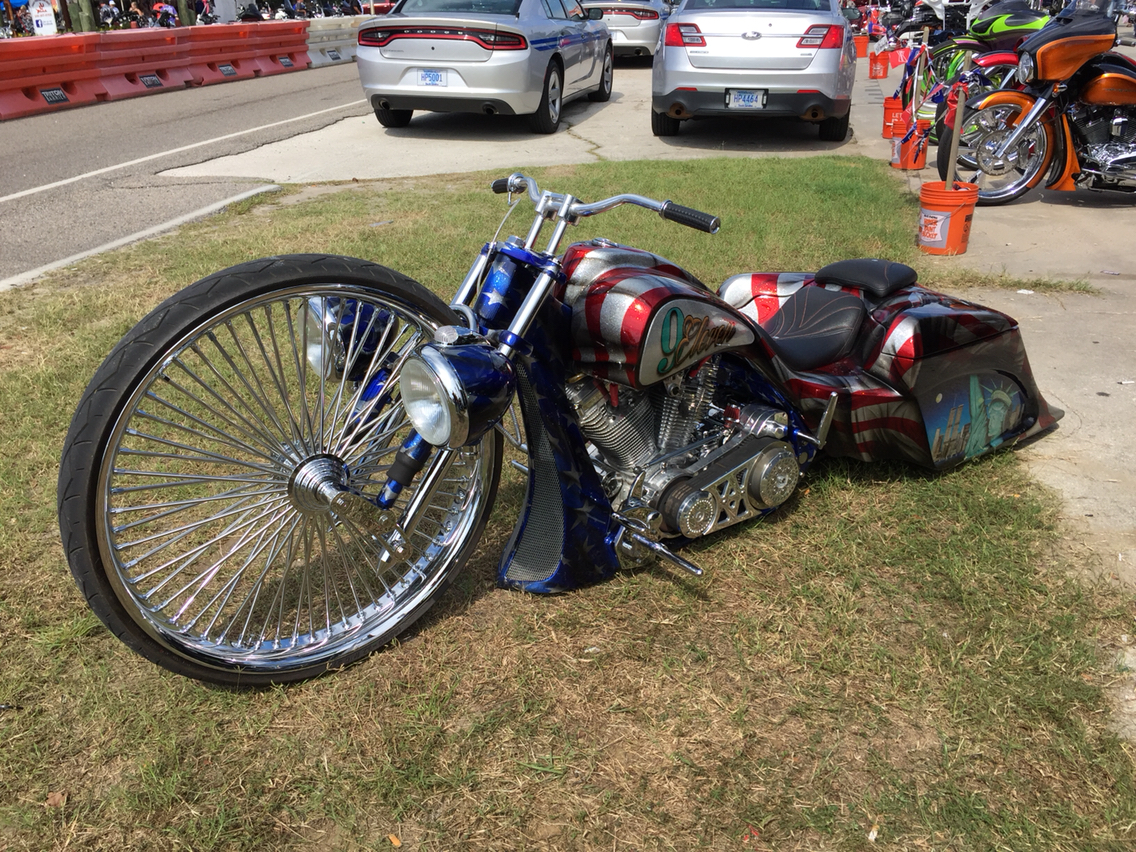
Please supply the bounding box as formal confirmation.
[882,95,904,138]
[853,34,869,57]
[890,118,930,170]
[917,181,979,255]
[869,51,888,79]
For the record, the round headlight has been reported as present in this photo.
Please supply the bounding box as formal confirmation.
[401,355,460,447]
[1017,52,1035,84]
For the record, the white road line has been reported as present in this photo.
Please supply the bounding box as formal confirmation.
[0,100,364,205]
[0,185,282,292]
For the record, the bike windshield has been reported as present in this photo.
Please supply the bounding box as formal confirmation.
[1055,0,1122,20]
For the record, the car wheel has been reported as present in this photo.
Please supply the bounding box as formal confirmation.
[818,110,850,142]
[588,44,614,103]
[651,110,680,137]
[375,106,413,128]
[530,61,563,134]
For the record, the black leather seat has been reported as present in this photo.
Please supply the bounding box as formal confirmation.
[760,285,866,371]
[814,258,917,299]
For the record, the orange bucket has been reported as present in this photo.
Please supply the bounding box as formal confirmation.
[882,95,904,138]
[853,35,869,58]
[917,181,979,255]
[890,118,930,170]
[869,51,888,79]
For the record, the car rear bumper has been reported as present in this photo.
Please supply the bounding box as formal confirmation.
[652,88,850,120]
[608,25,662,56]
[358,48,542,116]
[370,93,521,116]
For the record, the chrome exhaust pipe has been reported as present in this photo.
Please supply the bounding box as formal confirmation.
[482,104,497,115]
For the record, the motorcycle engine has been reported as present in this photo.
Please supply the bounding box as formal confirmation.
[565,359,801,539]
[1071,105,1136,188]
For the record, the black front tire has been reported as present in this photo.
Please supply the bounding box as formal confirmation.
[529,61,564,134]
[818,109,850,142]
[375,106,413,128]
[58,254,503,686]
[651,110,681,137]
[588,44,614,102]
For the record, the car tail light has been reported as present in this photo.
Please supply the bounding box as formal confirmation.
[796,25,843,49]
[358,26,527,50]
[665,23,704,47]
[602,6,659,17]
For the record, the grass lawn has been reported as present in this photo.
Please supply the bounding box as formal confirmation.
[0,157,1132,851]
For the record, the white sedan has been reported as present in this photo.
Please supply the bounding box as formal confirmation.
[357,0,614,133]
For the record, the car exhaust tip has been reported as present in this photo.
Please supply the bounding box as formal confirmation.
[802,107,825,121]
[482,104,498,115]
[379,99,392,111]
[668,104,688,119]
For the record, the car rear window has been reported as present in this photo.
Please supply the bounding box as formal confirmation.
[683,0,829,9]
[395,0,524,13]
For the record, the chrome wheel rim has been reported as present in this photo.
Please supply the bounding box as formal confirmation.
[952,104,1048,202]
[96,284,495,672]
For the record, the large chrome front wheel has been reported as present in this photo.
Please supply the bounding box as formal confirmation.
[58,255,502,685]
[937,101,1054,206]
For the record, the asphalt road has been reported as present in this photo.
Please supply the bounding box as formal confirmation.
[0,62,370,286]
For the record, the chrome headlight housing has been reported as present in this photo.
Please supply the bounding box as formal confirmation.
[1016,52,1035,85]
[400,331,516,448]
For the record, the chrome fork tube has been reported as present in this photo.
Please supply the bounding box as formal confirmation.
[992,95,1051,159]
[451,249,492,309]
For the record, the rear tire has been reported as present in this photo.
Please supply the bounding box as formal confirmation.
[58,254,503,686]
[530,61,563,133]
[651,110,681,137]
[818,109,850,142]
[588,44,614,102]
[375,106,413,128]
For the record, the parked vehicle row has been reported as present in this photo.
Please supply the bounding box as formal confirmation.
[356,0,858,139]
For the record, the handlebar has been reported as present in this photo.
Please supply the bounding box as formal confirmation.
[492,172,721,234]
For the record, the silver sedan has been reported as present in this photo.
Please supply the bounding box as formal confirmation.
[357,0,614,133]
[580,0,670,56]
[651,0,856,139]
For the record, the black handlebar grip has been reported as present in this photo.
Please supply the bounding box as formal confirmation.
[660,201,720,234]
[491,178,511,194]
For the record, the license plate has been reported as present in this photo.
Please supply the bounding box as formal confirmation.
[418,69,446,87]
[726,89,766,109]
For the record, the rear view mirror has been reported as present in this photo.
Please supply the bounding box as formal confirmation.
[588,6,603,17]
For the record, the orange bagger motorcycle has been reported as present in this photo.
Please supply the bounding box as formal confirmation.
[937,0,1136,204]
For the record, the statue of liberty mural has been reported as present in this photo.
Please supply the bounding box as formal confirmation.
[964,375,1020,459]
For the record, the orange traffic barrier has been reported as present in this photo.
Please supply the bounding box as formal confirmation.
[245,20,311,77]
[96,29,196,101]
[0,33,104,120]
[183,23,260,85]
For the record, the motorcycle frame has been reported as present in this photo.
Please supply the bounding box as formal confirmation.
[443,204,816,593]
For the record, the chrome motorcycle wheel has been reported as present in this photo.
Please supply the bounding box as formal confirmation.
[936,102,1052,206]
[58,255,502,685]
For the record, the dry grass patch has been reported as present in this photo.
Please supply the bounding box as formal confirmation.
[0,159,1133,851]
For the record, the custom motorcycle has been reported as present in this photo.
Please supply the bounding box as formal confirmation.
[938,0,1136,203]
[57,174,1060,686]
